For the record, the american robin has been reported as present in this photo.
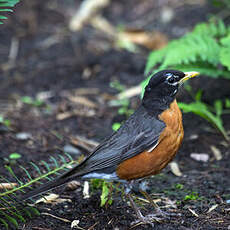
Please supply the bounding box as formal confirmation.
[21,70,199,225]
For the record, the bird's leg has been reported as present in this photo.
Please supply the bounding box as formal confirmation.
[127,193,161,226]
[140,189,179,217]
[139,189,166,217]
[125,182,161,226]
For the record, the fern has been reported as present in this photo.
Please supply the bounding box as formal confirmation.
[0,153,78,229]
[145,20,230,79]
[0,0,20,24]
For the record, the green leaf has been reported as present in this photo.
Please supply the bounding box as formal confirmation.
[214,100,223,117]
[225,98,230,108]
[0,217,8,229]
[0,9,12,12]
[21,96,33,104]
[9,153,21,160]
[4,214,18,228]
[220,34,230,46]
[0,0,20,24]
[0,0,20,7]
[0,15,7,19]
[110,80,125,92]
[184,192,199,201]
[178,101,229,141]
[220,46,230,70]
[112,123,121,131]
[100,181,110,207]
[195,90,203,102]
[29,207,40,216]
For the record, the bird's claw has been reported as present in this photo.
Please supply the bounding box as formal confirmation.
[131,213,162,227]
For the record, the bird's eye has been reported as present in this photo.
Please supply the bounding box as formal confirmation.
[167,76,175,84]
[167,75,177,84]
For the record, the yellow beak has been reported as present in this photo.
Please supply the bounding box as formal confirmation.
[180,71,199,84]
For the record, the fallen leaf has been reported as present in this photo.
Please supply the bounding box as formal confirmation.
[71,219,85,229]
[66,180,81,191]
[117,85,142,100]
[56,109,96,120]
[70,135,98,152]
[35,193,71,205]
[190,153,209,162]
[210,145,222,161]
[68,96,97,108]
[188,208,199,217]
[69,0,110,31]
[169,161,182,177]
[119,29,168,50]
[207,204,218,213]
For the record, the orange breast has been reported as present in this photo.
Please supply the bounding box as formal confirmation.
[116,99,184,180]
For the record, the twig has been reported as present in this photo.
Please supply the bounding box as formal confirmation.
[8,37,19,62]
[70,135,98,152]
[0,183,18,190]
[41,212,71,223]
[117,85,142,100]
[69,0,110,31]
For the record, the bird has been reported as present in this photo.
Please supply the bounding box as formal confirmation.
[21,69,199,225]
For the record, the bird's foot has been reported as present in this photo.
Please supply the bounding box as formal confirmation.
[155,207,181,218]
[131,212,162,227]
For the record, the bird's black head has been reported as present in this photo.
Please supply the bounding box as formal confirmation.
[142,70,199,112]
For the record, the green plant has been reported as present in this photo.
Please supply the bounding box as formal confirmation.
[144,20,230,89]
[211,0,230,10]
[0,0,20,24]
[3,153,22,166]
[184,192,199,201]
[90,179,114,206]
[0,116,11,128]
[178,89,230,141]
[9,153,21,160]
[21,96,45,107]
[112,122,121,131]
[175,183,184,190]
[0,153,77,229]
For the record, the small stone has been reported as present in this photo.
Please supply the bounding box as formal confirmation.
[189,134,198,140]
[161,7,174,24]
[64,144,81,155]
[15,132,32,140]
[190,153,209,162]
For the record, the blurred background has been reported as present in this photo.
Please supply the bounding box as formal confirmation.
[0,0,230,229]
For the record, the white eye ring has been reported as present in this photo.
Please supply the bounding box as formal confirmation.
[166,74,179,85]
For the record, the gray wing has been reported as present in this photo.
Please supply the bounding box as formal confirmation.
[65,105,166,176]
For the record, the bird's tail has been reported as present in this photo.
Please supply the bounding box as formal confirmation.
[20,164,87,201]
[21,176,71,201]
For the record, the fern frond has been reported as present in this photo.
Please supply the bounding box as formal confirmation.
[0,153,78,229]
[0,0,20,24]
[145,20,230,79]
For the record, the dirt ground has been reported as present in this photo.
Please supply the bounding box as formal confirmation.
[0,0,230,229]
